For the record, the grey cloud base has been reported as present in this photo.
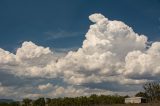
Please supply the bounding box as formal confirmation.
[0,13,159,100]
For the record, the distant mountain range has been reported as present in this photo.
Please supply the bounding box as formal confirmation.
[0,99,14,103]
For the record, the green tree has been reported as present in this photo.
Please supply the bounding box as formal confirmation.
[33,98,45,106]
[22,98,32,106]
[135,92,147,98]
[143,81,160,102]
[46,98,51,106]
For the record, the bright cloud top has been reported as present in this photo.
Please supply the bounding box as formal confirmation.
[0,13,160,99]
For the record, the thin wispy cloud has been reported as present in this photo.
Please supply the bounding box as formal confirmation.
[44,30,84,40]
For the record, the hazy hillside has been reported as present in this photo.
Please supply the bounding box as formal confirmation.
[0,99,14,103]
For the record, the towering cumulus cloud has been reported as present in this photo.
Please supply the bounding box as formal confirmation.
[0,13,160,99]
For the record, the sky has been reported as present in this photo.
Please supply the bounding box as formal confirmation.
[0,0,160,100]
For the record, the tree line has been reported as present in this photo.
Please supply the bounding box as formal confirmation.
[0,94,126,106]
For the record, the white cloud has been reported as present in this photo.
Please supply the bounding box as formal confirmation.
[0,13,160,99]
[47,85,134,98]
[38,83,53,91]
[58,13,148,85]
[16,41,52,60]
[0,41,59,78]
[89,13,106,23]
[0,48,16,65]
[125,42,160,79]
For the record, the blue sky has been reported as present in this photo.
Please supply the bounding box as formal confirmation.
[0,0,160,52]
[1,0,160,100]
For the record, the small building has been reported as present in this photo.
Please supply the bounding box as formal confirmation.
[125,97,147,104]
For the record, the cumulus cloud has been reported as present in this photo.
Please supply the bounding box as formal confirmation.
[0,13,160,99]
[16,41,52,60]
[0,41,59,78]
[125,42,160,79]
[0,48,16,65]
[57,13,148,85]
